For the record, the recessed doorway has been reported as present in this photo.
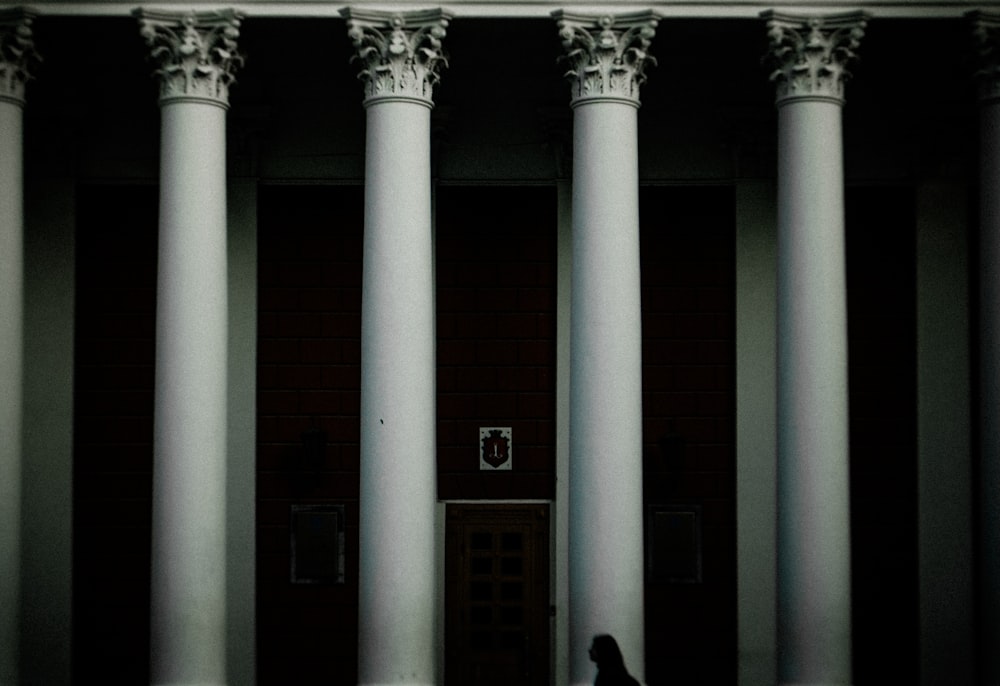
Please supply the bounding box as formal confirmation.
[445,503,550,686]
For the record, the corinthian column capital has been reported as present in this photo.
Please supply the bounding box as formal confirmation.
[553,10,659,108]
[0,8,40,107]
[342,8,451,108]
[762,11,868,106]
[971,11,1000,103]
[135,9,244,108]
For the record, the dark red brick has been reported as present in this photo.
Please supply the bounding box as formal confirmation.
[476,340,518,365]
[259,390,299,415]
[259,338,300,364]
[516,340,553,366]
[299,391,342,415]
[475,392,517,418]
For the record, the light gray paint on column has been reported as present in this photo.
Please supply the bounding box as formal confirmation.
[22,176,75,686]
[734,180,777,686]
[137,10,244,684]
[227,177,257,685]
[567,98,646,675]
[776,96,852,686]
[763,11,867,684]
[343,9,450,684]
[0,10,38,684]
[150,97,230,686]
[0,89,24,686]
[553,11,658,685]
[915,180,973,686]
[357,81,438,686]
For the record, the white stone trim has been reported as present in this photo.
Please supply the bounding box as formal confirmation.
[762,10,868,106]
[18,2,998,19]
[344,7,451,107]
[136,8,245,108]
[553,10,658,108]
[0,8,39,107]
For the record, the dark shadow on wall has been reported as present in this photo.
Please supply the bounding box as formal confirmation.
[73,184,158,685]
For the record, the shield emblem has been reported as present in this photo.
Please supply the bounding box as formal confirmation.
[480,427,512,470]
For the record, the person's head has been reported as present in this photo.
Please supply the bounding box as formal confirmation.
[589,634,627,672]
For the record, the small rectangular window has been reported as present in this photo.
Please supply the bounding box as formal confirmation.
[647,505,702,584]
[290,504,346,584]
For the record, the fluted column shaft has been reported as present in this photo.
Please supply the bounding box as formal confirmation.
[554,12,657,685]
[972,13,1000,683]
[136,11,242,684]
[344,10,449,684]
[0,10,37,685]
[764,11,866,685]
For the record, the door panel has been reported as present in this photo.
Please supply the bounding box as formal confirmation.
[445,504,549,686]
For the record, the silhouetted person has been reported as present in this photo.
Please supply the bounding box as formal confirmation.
[589,634,640,686]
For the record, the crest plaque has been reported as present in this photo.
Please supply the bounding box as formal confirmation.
[479,427,512,470]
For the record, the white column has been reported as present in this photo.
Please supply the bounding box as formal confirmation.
[972,13,1000,683]
[0,9,38,686]
[763,11,867,685]
[553,12,658,686]
[136,10,243,685]
[343,9,450,685]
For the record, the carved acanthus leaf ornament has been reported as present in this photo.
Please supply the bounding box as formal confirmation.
[343,9,451,106]
[554,11,658,107]
[136,9,244,107]
[763,11,868,106]
[0,8,41,106]
[971,12,1000,103]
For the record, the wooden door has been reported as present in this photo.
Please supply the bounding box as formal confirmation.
[445,504,549,686]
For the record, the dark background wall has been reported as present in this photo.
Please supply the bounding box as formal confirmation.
[641,186,738,685]
[846,186,919,684]
[436,186,558,499]
[70,180,921,685]
[73,185,157,684]
[43,11,970,686]
[256,185,364,686]
[252,184,740,684]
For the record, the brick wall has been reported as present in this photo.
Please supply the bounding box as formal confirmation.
[73,184,157,684]
[846,186,918,684]
[256,185,363,685]
[71,179,918,684]
[639,186,737,685]
[436,186,557,500]
[255,184,560,681]
[256,184,737,683]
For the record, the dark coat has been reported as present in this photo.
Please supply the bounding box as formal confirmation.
[595,669,641,686]
[591,635,641,686]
